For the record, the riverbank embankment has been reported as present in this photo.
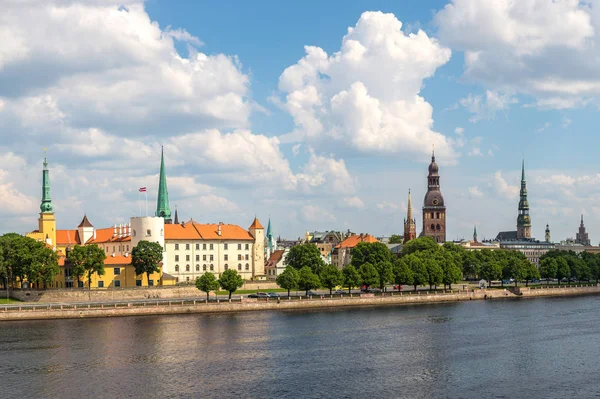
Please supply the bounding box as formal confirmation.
[1,285,599,321]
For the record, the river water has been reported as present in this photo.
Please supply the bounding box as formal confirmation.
[1,296,599,398]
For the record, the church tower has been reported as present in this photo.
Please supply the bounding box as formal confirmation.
[403,189,416,243]
[473,225,478,242]
[38,149,56,247]
[155,146,172,224]
[422,151,446,243]
[516,159,532,240]
[545,224,551,243]
[265,217,276,259]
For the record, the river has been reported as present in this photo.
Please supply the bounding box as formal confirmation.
[1,296,599,398]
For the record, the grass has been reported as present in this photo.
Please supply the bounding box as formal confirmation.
[0,298,20,304]
[215,288,288,295]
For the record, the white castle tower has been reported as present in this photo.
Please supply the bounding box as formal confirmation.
[130,216,167,272]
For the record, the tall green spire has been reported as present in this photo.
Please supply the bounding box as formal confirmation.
[473,225,477,242]
[40,149,53,213]
[155,146,172,222]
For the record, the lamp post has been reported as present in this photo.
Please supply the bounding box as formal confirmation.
[5,276,8,301]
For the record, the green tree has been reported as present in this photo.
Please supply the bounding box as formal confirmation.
[342,265,361,294]
[393,258,413,288]
[480,260,502,288]
[539,258,558,286]
[218,269,244,299]
[0,234,31,286]
[389,234,404,244]
[570,257,590,282]
[556,257,571,284]
[461,251,480,280]
[298,266,320,296]
[276,267,299,297]
[424,256,443,290]
[30,241,60,289]
[506,258,527,287]
[523,261,540,287]
[401,236,439,256]
[69,244,106,289]
[374,261,394,290]
[358,262,379,289]
[195,272,219,300]
[285,243,325,274]
[131,240,163,286]
[350,242,392,268]
[405,253,428,291]
[319,265,343,295]
[441,250,462,290]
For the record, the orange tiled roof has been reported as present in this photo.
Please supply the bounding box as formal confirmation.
[87,227,131,244]
[103,255,132,265]
[164,223,202,240]
[193,222,254,241]
[335,234,379,249]
[56,230,81,246]
[265,250,285,268]
[249,217,264,229]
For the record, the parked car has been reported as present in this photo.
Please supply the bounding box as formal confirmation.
[306,291,319,296]
[267,292,280,298]
[333,289,346,294]
[362,288,381,293]
[393,285,402,291]
[247,292,270,298]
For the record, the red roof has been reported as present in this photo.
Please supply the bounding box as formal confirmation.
[56,230,81,246]
[249,217,264,229]
[265,250,285,268]
[335,234,378,249]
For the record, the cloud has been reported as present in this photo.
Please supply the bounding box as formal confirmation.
[536,122,551,133]
[343,196,365,209]
[435,0,600,109]
[492,171,519,199]
[468,186,484,198]
[459,90,517,122]
[276,11,456,161]
[301,204,336,223]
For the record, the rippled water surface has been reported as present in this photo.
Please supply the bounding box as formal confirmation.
[2,297,600,398]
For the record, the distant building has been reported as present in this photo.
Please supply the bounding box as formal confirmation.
[496,159,532,241]
[332,234,379,269]
[265,249,288,279]
[404,189,416,243]
[500,240,554,267]
[576,215,591,246]
[422,151,446,243]
[457,227,500,251]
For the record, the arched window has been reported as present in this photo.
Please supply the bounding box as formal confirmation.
[175,265,179,272]
[430,212,434,219]
[203,264,207,271]
[210,264,214,271]
[186,265,190,272]
[160,229,164,236]
[224,264,228,270]
[436,224,441,231]
[196,264,200,271]
[186,276,190,282]
[436,212,440,219]
[431,224,435,230]
[146,229,151,237]
[245,263,250,271]
[238,264,242,271]
[132,230,136,237]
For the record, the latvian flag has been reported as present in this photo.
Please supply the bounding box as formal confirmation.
[139,187,147,192]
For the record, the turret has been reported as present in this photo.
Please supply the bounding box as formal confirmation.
[517,158,532,240]
[545,224,551,243]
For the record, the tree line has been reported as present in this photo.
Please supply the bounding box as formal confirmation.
[539,250,600,285]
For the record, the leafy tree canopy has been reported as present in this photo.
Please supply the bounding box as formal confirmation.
[342,265,361,293]
[389,234,404,244]
[218,269,244,299]
[298,266,320,295]
[285,243,325,274]
[350,242,392,268]
[276,267,299,296]
[196,273,219,300]
[319,264,343,295]
[69,244,106,288]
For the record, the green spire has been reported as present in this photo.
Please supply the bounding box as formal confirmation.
[473,225,477,241]
[155,146,171,222]
[266,217,273,250]
[521,157,525,182]
[40,149,53,213]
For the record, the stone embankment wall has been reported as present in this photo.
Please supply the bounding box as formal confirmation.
[10,281,280,303]
[515,285,600,297]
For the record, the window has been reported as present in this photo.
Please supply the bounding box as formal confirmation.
[186,277,190,282]
[210,255,214,261]
[210,264,214,271]
[196,244,200,250]
[114,280,121,288]
[224,254,228,261]
[245,254,249,261]
[245,243,249,250]
[126,245,129,252]
[146,229,151,237]
[160,229,164,237]
[431,224,435,230]
[238,244,242,250]
[238,254,242,261]
[175,265,180,272]
[112,246,115,253]
[203,255,207,261]
[209,244,213,250]
[133,229,136,237]
[114,268,120,275]
[224,264,228,270]
[186,244,190,250]
[430,212,434,219]
[436,212,440,219]
[245,264,249,271]
[203,264,207,271]
[98,281,104,288]
[436,224,441,231]
[175,244,179,250]
[175,255,179,262]
[196,265,200,271]
[196,255,200,261]
[224,243,228,250]
[186,265,190,272]
[148,280,154,286]
[136,280,142,287]
[203,244,206,250]
[238,263,242,270]
[186,255,190,261]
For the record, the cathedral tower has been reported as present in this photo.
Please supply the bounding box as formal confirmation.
[155,146,172,224]
[403,189,416,243]
[516,159,532,240]
[38,149,56,247]
[422,151,446,243]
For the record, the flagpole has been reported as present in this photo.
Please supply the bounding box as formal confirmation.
[145,192,148,216]
[138,190,141,217]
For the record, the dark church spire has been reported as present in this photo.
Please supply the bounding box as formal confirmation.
[517,157,531,239]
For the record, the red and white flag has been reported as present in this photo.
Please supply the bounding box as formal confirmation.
[139,187,147,192]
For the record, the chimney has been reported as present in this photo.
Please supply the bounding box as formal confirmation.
[217,224,222,236]
[113,224,117,237]
[111,252,115,257]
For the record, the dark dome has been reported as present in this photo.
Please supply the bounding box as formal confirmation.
[429,161,439,175]
[424,190,444,207]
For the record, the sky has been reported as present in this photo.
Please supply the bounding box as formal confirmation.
[1,0,600,243]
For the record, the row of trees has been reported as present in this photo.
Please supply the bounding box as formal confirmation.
[195,269,244,299]
[539,250,600,285]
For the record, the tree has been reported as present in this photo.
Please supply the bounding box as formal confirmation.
[405,253,428,291]
[424,257,443,290]
[570,257,590,282]
[523,261,540,287]
[69,244,106,289]
[350,242,392,268]
[556,258,571,284]
[480,260,502,288]
[358,262,379,289]
[506,258,527,287]
[319,265,343,295]
[131,240,163,286]
[539,258,558,286]
[374,261,394,291]
[389,234,404,244]
[393,258,413,288]
[298,266,320,296]
[285,243,325,274]
[196,273,219,300]
[342,265,361,294]
[462,251,480,280]
[276,267,299,297]
[401,236,439,256]
[441,250,462,290]
[218,269,244,299]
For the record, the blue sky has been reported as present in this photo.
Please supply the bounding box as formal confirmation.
[1,0,599,244]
